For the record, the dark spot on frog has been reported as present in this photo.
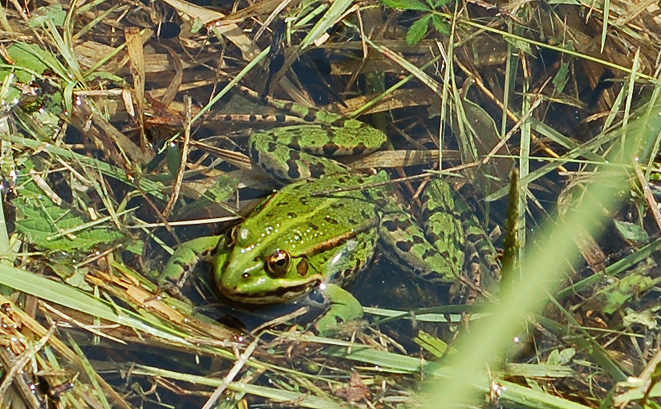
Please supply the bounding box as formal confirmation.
[249,113,257,122]
[283,102,294,112]
[352,143,367,156]
[309,163,326,178]
[360,209,371,219]
[287,161,301,179]
[287,212,297,218]
[396,218,413,229]
[384,217,412,232]
[325,216,339,224]
[304,111,316,122]
[322,142,340,156]
[467,251,480,263]
[383,220,397,231]
[348,218,357,225]
[412,235,424,244]
[337,176,347,183]
[339,259,362,283]
[223,114,233,121]
[289,150,301,160]
[288,138,300,150]
[296,259,309,276]
[466,232,482,243]
[426,231,439,242]
[275,113,286,122]
[308,223,319,230]
[422,248,437,259]
[267,141,278,152]
[249,142,261,162]
[396,241,413,252]
[374,197,388,208]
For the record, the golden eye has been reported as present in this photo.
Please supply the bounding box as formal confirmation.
[265,249,290,278]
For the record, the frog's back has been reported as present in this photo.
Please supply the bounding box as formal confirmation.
[240,173,382,256]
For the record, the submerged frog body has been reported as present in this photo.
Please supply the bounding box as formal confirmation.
[161,119,500,312]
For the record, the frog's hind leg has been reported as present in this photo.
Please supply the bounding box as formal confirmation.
[249,127,352,183]
[422,179,501,302]
[377,201,464,284]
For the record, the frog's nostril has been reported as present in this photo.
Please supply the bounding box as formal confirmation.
[242,272,250,279]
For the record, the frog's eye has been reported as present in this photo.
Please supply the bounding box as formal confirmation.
[265,249,290,278]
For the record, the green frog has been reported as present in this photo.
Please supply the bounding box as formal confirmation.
[159,111,499,328]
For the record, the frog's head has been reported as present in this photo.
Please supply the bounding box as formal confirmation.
[216,226,325,304]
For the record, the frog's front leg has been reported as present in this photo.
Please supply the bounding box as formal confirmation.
[159,236,227,291]
[313,283,364,336]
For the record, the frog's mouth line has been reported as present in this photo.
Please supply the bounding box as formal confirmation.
[221,279,321,305]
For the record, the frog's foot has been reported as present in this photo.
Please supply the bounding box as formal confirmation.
[312,284,364,336]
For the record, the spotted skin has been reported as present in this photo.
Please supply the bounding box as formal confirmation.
[249,121,386,183]
[378,199,464,283]
[159,235,225,289]
[216,172,383,304]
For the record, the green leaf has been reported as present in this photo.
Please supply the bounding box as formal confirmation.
[595,273,658,314]
[552,62,570,93]
[415,330,457,358]
[166,143,183,179]
[623,308,657,328]
[14,177,126,253]
[7,43,50,83]
[63,81,75,116]
[504,37,534,56]
[431,14,450,35]
[0,79,21,110]
[28,4,66,28]
[406,15,431,46]
[547,348,575,365]
[84,70,127,86]
[614,219,649,244]
[380,0,431,11]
